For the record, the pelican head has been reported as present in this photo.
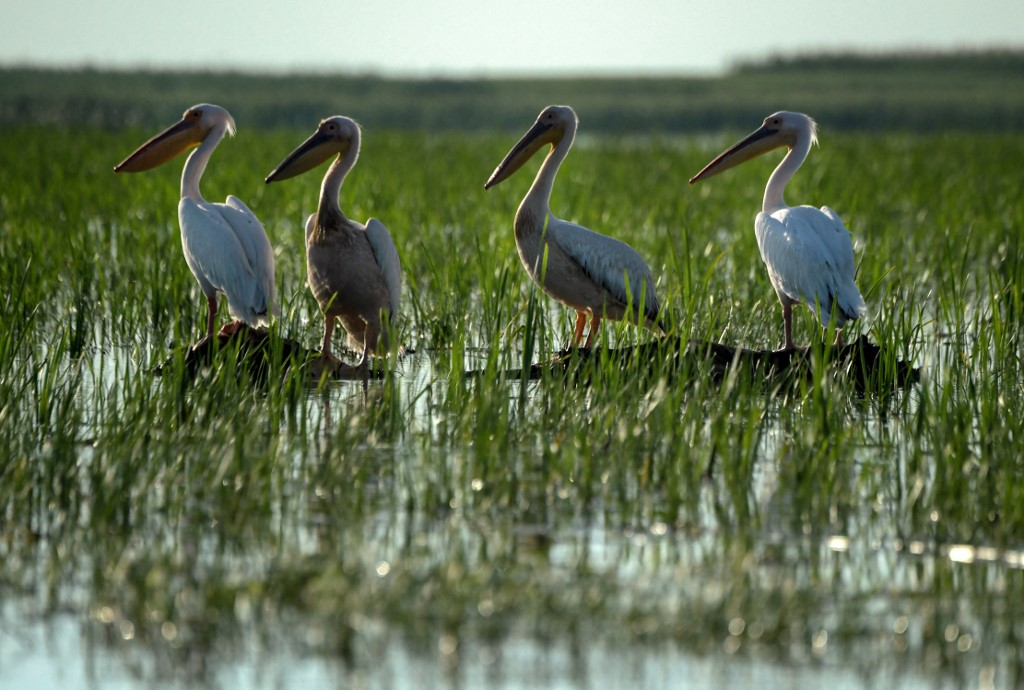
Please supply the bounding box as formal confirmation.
[265,116,361,183]
[688,111,818,184]
[484,105,577,190]
[114,104,235,173]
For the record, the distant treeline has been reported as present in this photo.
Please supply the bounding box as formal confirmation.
[2,50,1022,133]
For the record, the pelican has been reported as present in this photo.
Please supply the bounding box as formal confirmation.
[689,111,866,350]
[114,104,276,347]
[265,116,401,375]
[484,105,663,348]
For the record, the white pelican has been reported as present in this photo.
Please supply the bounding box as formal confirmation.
[689,111,866,350]
[484,105,663,348]
[114,104,277,347]
[265,116,401,375]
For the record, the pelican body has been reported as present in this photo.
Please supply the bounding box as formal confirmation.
[265,116,401,373]
[689,111,866,350]
[484,105,663,348]
[114,104,277,346]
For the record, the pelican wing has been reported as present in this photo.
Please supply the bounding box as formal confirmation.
[755,205,865,326]
[549,218,660,321]
[178,198,275,326]
[818,206,858,278]
[221,196,278,317]
[365,217,402,318]
[303,213,316,243]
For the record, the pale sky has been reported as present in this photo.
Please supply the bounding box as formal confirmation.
[3,0,1021,75]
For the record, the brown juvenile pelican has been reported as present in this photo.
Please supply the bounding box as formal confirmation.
[690,111,866,350]
[484,105,663,348]
[115,104,277,347]
[266,116,401,376]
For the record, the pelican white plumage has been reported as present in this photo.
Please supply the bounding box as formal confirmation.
[265,116,400,375]
[114,103,277,347]
[689,111,866,350]
[484,105,663,348]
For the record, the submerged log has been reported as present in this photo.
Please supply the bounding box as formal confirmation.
[153,326,385,382]
[156,328,918,392]
[468,335,920,391]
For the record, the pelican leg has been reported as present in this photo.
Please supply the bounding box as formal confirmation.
[358,346,371,380]
[206,296,218,339]
[311,317,345,378]
[192,295,219,350]
[571,312,587,348]
[584,314,602,349]
[781,302,795,351]
[321,317,337,362]
[356,324,379,380]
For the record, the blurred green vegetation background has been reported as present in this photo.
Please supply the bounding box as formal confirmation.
[2,50,1022,133]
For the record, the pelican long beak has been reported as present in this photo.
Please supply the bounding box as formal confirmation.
[688,124,788,184]
[265,131,346,183]
[484,120,560,190]
[114,117,205,173]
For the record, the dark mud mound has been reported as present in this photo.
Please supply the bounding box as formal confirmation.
[470,335,919,391]
[154,327,385,382]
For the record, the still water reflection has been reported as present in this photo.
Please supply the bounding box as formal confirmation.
[2,346,1021,690]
